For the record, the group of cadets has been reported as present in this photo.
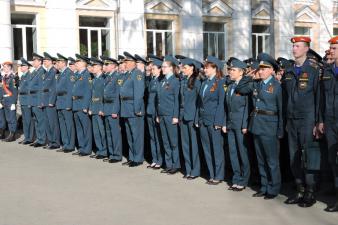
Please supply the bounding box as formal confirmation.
[1,35,338,212]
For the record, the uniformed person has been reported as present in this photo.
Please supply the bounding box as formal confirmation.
[1,61,18,142]
[156,55,181,174]
[68,57,76,72]
[18,58,34,145]
[0,64,5,139]
[72,54,93,156]
[101,56,123,163]
[195,56,225,185]
[236,53,283,199]
[282,37,321,207]
[119,52,145,167]
[42,52,60,149]
[88,57,107,159]
[223,59,250,191]
[55,53,75,153]
[29,53,47,147]
[322,36,338,212]
[146,58,163,169]
[179,57,201,179]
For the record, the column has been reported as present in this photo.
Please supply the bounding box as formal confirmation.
[0,0,13,61]
[274,0,294,59]
[231,0,251,59]
[117,0,145,55]
[42,0,77,56]
[318,0,333,55]
[178,0,203,60]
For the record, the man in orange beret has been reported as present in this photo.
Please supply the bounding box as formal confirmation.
[321,36,338,212]
[282,36,322,208]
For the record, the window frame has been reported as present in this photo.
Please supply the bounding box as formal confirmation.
[202,22,227,60]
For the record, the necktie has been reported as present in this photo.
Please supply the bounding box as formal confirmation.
[230,83,237,96]
[202,80,209,97]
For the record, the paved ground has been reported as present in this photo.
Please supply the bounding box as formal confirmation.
[0,139,337,225]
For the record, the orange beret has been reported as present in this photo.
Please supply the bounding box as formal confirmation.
[2,61,13,66]
[290,36,311,43]
[328,36,338,44]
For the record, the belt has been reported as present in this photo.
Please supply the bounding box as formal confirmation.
[29,90,37,94]
[251,109,277,116]
[104,99,114,103]
[19,92,28,95]
[72,96,83,100]
[57,91,67,96]
[91,97,101,103]
[120,96,133,101]
[43,89,49,93]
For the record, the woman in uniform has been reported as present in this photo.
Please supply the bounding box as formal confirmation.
[179,58,201,180]
[222,59,250,191]
[195,56,225,185]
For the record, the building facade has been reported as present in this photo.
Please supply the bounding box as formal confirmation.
[0,0,337,62]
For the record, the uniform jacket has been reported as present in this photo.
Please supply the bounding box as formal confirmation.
[321,64,338,122]
[29,66,45,107]
[18,71,31,106]
[39,66,57,107]
[55,67,74,110]
[179,76,201,121]
[103,71,120,115]
[89,74,105,115]
[72,69,92,111]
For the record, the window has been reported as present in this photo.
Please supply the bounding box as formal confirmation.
[203,22,226,60]
[79,16,111,57]
[11,14,37,60]
[252,25,270,59]
[146,20,174,56]
[294,26,311,36]
[334,28,338,36]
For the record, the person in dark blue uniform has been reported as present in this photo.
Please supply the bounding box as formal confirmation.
[223,59,250,191]
[68,57,76,72]
[146,58,163,169]
[322,36,338,212]
[55,53,75,153]
[101,56,122,163]
[29,53,47,147]
[18,58,34,145]
[119,52,145,167]
[0,64,5,140]
[282,37,321,207]
[1,61,18,142]
[179,57,201,179]
[195,56,225,185]
[41,52,60,149]
[72,54,92,156]
[236,53,283,199]
[156,55,181,175]
[88,57,107,159]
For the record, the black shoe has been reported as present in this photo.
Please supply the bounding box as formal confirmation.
[187,176,198,180]
[161,168,171,173]
[63,149,74,153]
[56,149,64,152]
[0,129,5,139]
[45,145,59,150]
[298,192,316,208]
[325,202,338,212]
[22,140,33,145]
[3,132,15,142]
[285,192,304,204]
[95,155,106,159]
[233,186,246,192]
[253,191,266,197]
[33,142,46,148]
[167,168,179,175]
[104,159,121,163]
[78,152,90,157]
[90,154,97,158]
[207,180,221,185]
[122,161,132,166]
[264,194,277,200]
[129,162,143,167]
[72,152,80,156]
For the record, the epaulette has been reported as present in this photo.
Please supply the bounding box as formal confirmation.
[308,60,319,69]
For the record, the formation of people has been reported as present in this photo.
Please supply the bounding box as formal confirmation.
[0,35,337,212]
